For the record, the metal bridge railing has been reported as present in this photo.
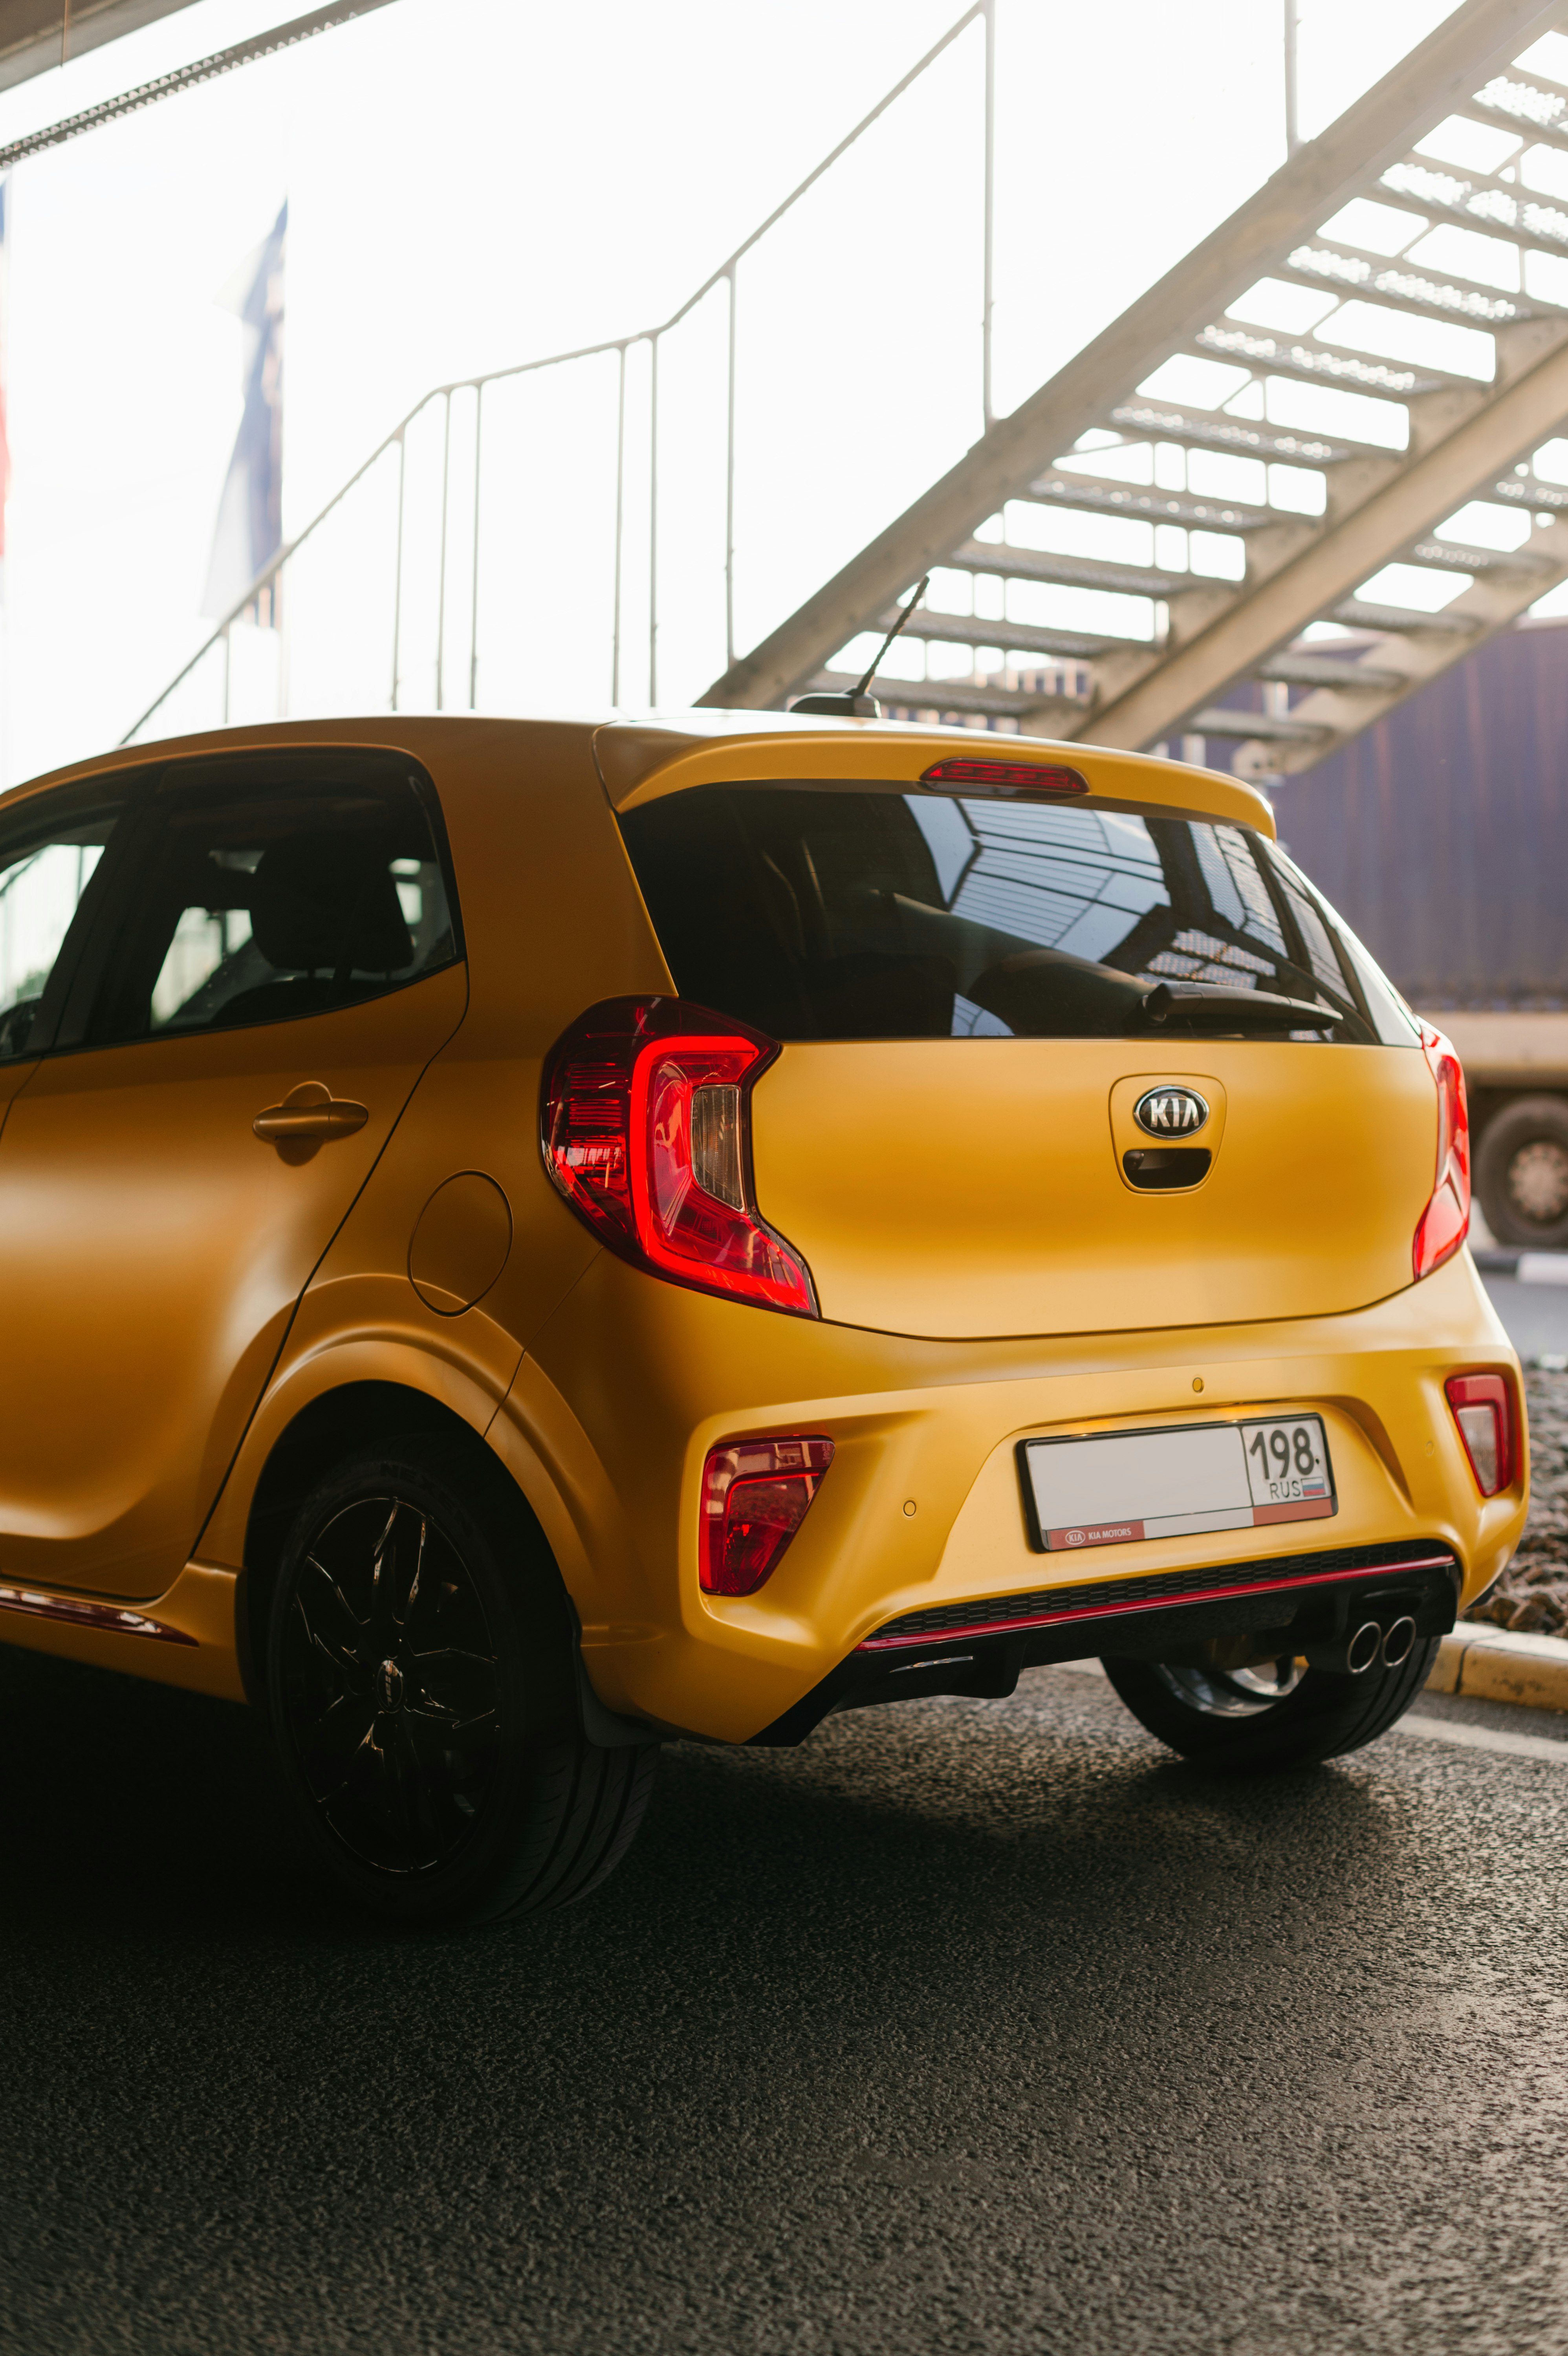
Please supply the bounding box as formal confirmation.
[123,1,995,747]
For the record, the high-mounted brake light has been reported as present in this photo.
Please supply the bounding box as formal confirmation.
[918,757,1088,795]
[1413,1023,1470,1281]
[541,996,817,1316]
[700,1435,835,1594]
[1445,1372,1517,1496]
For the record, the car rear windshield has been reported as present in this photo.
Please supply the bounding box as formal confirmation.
[618,784,1414,1046]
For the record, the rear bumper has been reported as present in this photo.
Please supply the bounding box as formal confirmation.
[514,1246,1526,1746]
[751,1541,1460,1744]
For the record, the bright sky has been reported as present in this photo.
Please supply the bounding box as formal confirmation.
[0,0,1462,784]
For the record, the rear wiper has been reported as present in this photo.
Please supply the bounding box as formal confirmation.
[1138,981,1341,1035]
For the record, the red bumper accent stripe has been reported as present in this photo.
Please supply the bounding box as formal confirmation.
[0,1585,198,1645]
[855,1554,1458,1653]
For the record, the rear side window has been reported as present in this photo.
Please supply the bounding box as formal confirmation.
[619,784,1400,1045]
[0,787,121,1061]
[87,751,458,1046]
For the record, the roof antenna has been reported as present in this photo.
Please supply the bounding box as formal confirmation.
[790,575,930,717]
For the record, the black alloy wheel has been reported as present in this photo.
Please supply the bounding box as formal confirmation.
[266,1436,659,1926]
[279,1493,501,1877]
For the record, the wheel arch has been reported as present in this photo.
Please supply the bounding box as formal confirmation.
[236,1376,564,1709]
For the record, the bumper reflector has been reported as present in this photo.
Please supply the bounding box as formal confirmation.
[700,1435,834,1596]
[1445,1372,1517,1496]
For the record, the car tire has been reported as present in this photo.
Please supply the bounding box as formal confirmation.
[264,1434,659,1927]
[1100,1634,1440,1770]
[1475,1095,1568,1251]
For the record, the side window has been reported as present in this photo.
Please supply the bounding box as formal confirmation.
[87,752,458,1046]
[0,791,121,1061]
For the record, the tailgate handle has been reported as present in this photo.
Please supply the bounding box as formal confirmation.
[253,1081,369,1146]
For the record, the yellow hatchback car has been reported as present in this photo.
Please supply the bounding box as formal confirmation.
[0,712,1525,1923]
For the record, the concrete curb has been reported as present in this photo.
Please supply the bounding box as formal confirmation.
[1471,1248,1568,1282]
[1428,1626,1568,1713]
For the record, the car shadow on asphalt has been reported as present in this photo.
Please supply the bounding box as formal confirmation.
[0,1646,1531,2356]
[0,1643,1412,1984]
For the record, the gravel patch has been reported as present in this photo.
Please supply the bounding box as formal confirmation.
[1465,1366,1568,1637]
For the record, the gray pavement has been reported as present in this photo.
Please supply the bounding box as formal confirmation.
[1480,1264,1568,1364]
[3,1643,1568,2355]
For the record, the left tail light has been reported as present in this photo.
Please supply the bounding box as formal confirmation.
[700,1435,835,1594]
[1413,1023,1470,1281]
[541,996,817,1316]
[1445,1372,1519,1496]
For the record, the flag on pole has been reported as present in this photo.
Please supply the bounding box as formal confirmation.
[201,200,285,623]
[0,180,12,606]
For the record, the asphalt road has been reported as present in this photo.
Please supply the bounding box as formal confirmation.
[3,1645,1567,2356]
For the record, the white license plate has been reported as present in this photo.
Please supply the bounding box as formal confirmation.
[1020,1415,1336,1553]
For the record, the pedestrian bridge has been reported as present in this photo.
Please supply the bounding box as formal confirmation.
[131,0,1568,789]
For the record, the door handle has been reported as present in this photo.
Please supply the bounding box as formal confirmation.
[253,1081,369,1146]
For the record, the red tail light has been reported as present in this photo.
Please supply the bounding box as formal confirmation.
[1413,1023,1470,1281]
[1445,1372,1517,1495]
[700,1435,835,1594]
[541,997,817,1316]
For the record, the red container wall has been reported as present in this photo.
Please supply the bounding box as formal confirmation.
[1271,620,1568,1010]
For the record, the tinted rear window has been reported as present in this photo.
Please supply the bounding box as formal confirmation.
[619,784,1411,1046]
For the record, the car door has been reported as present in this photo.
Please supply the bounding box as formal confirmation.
[0,745,468,1600]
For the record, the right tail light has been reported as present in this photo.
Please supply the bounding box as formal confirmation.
[1445,1372,1519,1496]
[540,996,817,1317]
[1413,1023,1470,1281]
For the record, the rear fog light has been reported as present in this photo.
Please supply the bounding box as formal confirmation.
[1444,1372,1517,1496]
[699,1436,835,1596]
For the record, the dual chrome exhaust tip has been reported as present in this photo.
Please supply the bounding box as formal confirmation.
[1305,1614,1418,1678]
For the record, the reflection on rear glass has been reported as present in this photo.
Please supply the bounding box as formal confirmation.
[619,786,1386,1045]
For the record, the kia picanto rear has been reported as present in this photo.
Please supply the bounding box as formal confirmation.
[533,720,1524,1795]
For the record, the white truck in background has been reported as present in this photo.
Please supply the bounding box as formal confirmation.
[1269,619,1568,1261]
[1425,1013,1568,1253]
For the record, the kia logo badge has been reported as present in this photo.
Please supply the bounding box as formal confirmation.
[1134,1086,1209,1137]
